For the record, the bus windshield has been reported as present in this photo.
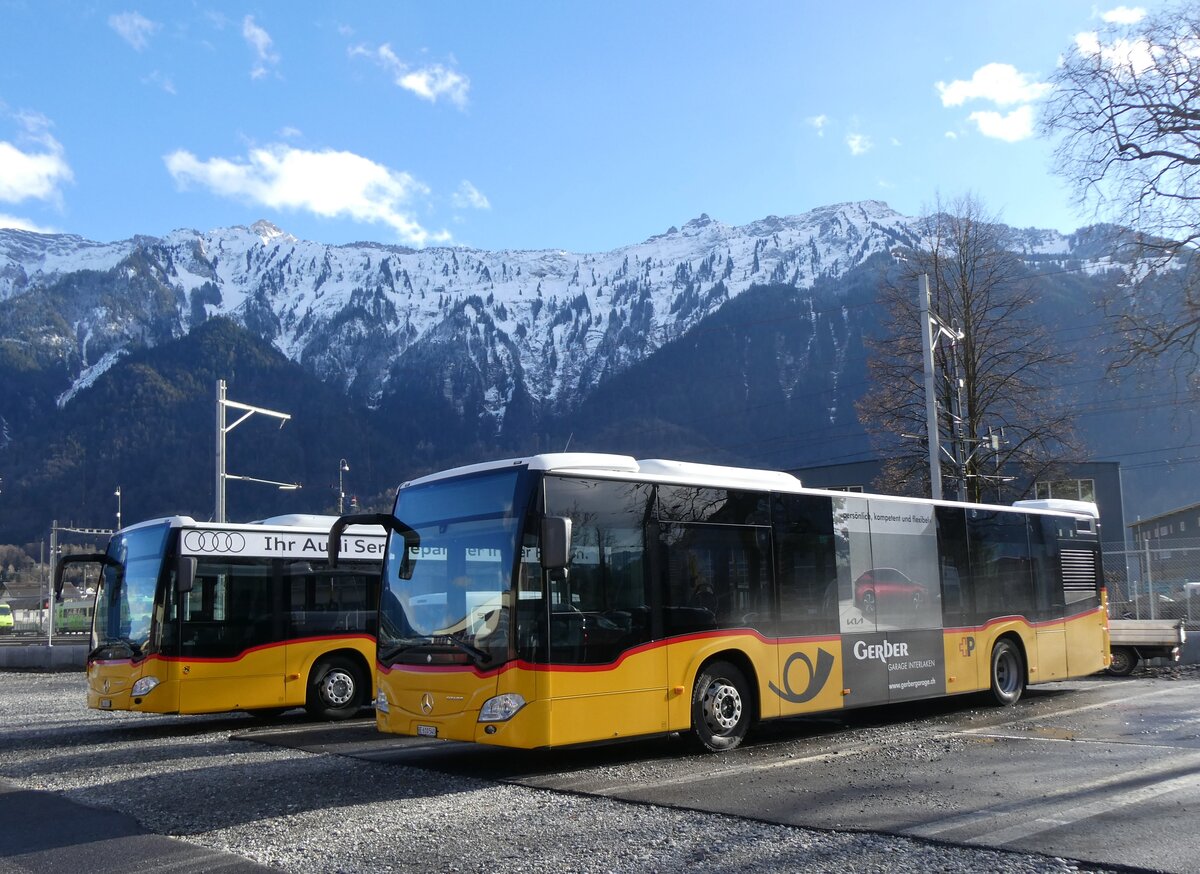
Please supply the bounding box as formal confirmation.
[380,469,531,665]
[95,522,169,657]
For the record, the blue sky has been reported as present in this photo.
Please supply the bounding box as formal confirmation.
[0,1,1168,253]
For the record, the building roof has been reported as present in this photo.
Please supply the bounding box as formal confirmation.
[1128,501,1200,529]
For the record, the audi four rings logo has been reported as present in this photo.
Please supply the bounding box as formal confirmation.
[182,531,247,553]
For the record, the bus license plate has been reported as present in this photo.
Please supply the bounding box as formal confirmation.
[417,724,437,738]
[99,698,112,709]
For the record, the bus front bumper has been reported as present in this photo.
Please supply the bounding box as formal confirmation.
[376,692,548,748]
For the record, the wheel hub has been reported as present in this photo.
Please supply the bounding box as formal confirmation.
[321,670,355,707]
[702,680,742,734]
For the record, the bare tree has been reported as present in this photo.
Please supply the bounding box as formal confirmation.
[1041,4,1200,379]
[857,195,1079,504]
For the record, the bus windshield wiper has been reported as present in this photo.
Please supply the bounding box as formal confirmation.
[378,635,491,665]
[87,637,140,661]
[377,638,430,663]
[431,635,491,664]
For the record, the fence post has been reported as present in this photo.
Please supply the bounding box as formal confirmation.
[1144,538,1154,621]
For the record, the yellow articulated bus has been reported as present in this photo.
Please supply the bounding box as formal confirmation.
[56,514,385,719]
[331,453,1109,752]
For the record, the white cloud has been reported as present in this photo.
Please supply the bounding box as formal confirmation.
[936,63,1051,107]
[351,43,470,108]
[936,63,1050,144]
[1074,31,1156,72]
[401,65,469,106]
[243,16,280,80]
[0,213,57,233]
[846,133,872,155]
[945,131,959,140]
[1102,5,1146,24]
[164,144,449,246]
[452,180,490,210]
[968,105,1036,142]
[806,114,829,137]
[109,11,159,51]
[0,114,73,205]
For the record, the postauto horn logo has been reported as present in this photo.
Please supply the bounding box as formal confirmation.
[769,649,835,704]
[182,531,247,553]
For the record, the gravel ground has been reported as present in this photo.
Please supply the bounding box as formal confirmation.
[0,670,1132,874]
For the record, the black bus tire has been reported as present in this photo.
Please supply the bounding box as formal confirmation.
[306,656,365,720]
[1106,646,1138,676]
[989,638,1025,706]
[690,660,751,753]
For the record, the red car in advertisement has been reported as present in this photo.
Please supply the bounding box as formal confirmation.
[853,567,928,615]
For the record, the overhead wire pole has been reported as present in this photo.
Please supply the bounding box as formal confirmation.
[918,273,968,501]
[918,274,944,500]
[215,379,298,523]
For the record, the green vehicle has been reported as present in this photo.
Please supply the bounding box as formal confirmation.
[0,602,12,635]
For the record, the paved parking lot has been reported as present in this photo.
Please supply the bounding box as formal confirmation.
[4,669,1196,873]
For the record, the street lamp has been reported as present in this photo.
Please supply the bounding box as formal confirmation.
[338,459,350,514]
[114,486,122,530]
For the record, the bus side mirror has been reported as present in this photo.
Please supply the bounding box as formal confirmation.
[540,516,573,571]
[328,513,419,580]
[397,529,420,581]
[177,557,196,594]
[54,553,109,601]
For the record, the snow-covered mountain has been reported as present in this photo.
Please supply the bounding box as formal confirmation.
[0,200,1100,434]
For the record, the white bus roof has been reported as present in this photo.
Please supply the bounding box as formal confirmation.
[114,514,385,537]
[402,453,802,492]
[1012,498,1099,519]
[402,454,1101,521]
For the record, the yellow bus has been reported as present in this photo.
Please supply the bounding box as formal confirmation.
[332,454,1109,752]
[56,514,385,719]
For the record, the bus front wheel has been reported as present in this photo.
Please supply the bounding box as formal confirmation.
[306,656,365,720]
[989,639,1025,706]
[690,660,751,753]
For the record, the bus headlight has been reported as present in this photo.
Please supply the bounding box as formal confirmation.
[478,693,525,722]
[131,676,160,697]
[374,689,390,714]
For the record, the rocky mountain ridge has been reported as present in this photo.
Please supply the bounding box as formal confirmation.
[1,200,1099,432]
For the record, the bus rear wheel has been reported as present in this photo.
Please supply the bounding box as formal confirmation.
[989,639,1025,706]
[690,660,751,753]
[306,656,365,720]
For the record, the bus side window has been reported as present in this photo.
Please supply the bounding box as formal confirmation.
[660,523,771,635]
[542,477,654,665]
[773,493,838,637]
[967,510,1036,624]
[1029,517,1065,621]
[935,506,972,626]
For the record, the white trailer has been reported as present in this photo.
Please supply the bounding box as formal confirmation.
[1107,619,1187,675]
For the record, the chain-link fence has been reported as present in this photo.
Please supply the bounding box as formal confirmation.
[1103,539,1200,625]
